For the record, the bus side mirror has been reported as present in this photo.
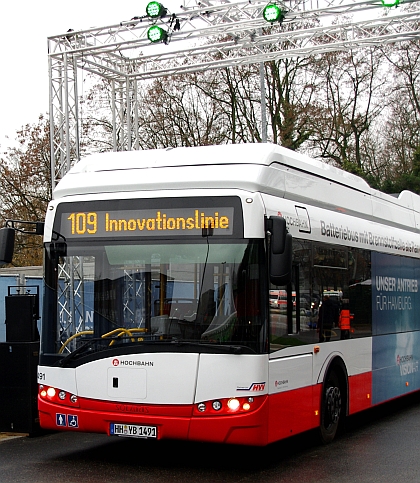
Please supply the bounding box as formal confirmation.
[0,227,15,265]
[268,217,292,286]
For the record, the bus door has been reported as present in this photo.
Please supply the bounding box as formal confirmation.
[269,241,320,351]
[268,351,314,441]
[268,263,316,441]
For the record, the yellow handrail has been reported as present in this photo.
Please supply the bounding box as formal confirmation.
[59,327,148,353]
[58,330,94,354]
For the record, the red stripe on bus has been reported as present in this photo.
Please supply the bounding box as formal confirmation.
[267,385,321,443]
[348,371,373,414]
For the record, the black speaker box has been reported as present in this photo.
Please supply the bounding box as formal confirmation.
[5,294,39,342]
[0,342,40,434]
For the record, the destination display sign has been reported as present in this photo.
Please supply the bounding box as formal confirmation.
[58,205,236,239]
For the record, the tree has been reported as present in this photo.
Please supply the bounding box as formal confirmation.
[0,115,52,266]
[137,74,228,148]
[306,48,387,176]
[265,56,318,150]
[377,37,420,192]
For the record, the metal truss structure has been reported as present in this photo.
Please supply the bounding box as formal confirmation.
[48,0,420,340]
[48,0,420,186]
[57,258,85,353]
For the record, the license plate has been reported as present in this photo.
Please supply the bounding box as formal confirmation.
[110,423,157,439]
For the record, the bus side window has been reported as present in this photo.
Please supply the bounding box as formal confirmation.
[348,250,372,339]
[269,241,372,351]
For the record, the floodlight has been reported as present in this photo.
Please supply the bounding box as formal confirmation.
[263,3,284,23]
[380,0,399,6]
[147,25,168,43]
[146,1,167,18]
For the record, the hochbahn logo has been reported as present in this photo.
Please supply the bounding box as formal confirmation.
[112,358,154,367]
[396,354,419,376]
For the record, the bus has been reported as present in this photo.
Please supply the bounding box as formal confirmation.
[1,143,420,446]
[269,289,296,310]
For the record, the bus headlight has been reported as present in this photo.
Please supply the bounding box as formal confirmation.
[227,398,240,411]
[39,385,80,407]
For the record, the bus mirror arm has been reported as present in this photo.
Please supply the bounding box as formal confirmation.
[50,230,67,259]
[0,219,45,265]
[5,219,44,235]
[267,216,293,286]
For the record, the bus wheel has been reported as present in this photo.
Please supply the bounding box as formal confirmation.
[319,370,342,444]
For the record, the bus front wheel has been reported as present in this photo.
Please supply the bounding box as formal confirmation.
[319,370,342,444]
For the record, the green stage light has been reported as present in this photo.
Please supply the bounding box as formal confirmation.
[146,1,167,18]
[147,25,168,43]
[263,3,284,23]
[380,0,399,6]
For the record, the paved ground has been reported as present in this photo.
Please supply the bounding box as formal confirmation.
[0,432,26,441]
[1,393,420,483]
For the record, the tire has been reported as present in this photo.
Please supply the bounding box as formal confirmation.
[319,369,342,444]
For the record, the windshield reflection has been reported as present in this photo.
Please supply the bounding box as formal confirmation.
[43,240,266,361]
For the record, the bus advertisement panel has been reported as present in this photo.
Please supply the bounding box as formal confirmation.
[371,252,420,404]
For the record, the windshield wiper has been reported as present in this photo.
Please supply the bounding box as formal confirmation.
[57,337,256,367]
[57,337,109,367]
[169,340,256,354]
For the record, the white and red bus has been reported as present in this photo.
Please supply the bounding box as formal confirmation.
[2,143,419,445]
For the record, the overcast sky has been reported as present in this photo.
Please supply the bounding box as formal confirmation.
[0,0,183,149]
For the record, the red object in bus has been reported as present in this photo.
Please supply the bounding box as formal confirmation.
[339,309,353,331]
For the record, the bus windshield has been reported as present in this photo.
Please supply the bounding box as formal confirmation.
[41,239,266,364]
